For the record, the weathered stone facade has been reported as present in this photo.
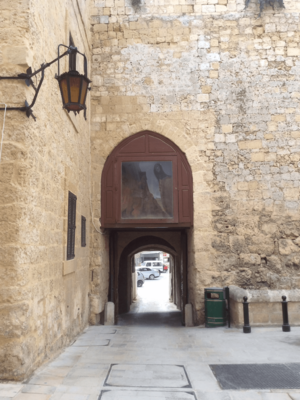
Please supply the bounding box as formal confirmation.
[0,0,92,380]
[89,0,300,325]
[1,0,300,381]
[229,285,300,326]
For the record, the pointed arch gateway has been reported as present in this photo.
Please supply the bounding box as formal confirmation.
[101,131,193,228]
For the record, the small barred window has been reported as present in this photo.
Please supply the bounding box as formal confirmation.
[67,191,77,260]
[81,216,86,247]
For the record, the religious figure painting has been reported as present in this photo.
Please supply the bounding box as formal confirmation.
[121,161,173,219]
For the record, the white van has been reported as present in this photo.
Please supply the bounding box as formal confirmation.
[140,261,166,274]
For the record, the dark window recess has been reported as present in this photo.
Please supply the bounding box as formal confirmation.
[67,191,77,260]
[69,33,76,71]
[81,216,86,247]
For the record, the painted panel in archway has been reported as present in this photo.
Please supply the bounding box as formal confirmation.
[122,161,173,219]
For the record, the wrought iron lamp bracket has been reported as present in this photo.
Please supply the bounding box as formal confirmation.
[0,45,90,121]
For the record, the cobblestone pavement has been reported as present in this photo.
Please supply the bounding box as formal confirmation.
[1,274,300,400]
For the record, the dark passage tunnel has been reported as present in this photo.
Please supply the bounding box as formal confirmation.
[113,232,188,326]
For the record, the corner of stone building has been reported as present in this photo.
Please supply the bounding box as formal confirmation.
[0,0,94,381]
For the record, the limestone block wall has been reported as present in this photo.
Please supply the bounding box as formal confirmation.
[229,285,300,327]
[0,0,92,380]
[90,0,299,19]
[90,0,300,326]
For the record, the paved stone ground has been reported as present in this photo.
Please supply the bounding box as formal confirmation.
[1,273,300,400]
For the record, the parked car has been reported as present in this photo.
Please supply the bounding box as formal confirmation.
[136,267,160,280]
[140,261,165,274]
[137,271,145,287]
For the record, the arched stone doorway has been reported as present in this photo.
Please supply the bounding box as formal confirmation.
[118,236,178,315]
[101,131,193,325]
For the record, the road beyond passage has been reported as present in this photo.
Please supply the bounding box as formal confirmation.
[118,270,182,327]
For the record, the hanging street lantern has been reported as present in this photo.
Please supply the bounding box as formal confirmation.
[56,71,91,114]
[0,44,92,121]
[55,45,91,116]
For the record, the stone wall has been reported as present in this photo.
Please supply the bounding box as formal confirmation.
[1,0,300,381]
[90,0,300,325]
[229,285,300,327]
[0,0,92,380]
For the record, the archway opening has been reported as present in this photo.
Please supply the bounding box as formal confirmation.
[134,250,173,313]
[102,131,193,326]
[119,249,181,327]
[114,233,187,327]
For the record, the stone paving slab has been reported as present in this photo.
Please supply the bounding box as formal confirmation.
[13,394,51,400]
[104,364,191,388]
[99,390,197,399]
[290,395,300,400]
[73,339,110,347]
[2,325,300,399]
[49,394,89,400]
[229,393,292,400]
[87,328,116,335]
[0,385,22,397]
[0,397,16,400]
[21,385,56,394]
[195,391,232,400]
[53,384,101,395]
[28,375,65,386]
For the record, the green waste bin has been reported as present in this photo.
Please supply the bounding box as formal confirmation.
[205,287,226,328]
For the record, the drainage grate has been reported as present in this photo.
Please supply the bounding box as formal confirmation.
[210,363,300,390]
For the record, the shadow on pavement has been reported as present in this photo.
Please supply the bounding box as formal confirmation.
[117,310,182,327]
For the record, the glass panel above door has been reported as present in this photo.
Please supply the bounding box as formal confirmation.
[121,161,173,219]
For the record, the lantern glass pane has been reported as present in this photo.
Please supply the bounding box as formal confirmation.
[80,79,88,106]
[60,78,69,104]
[67,104,82,111]
[69,76,81,103]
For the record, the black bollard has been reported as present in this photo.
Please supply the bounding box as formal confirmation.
[243,296,251,333]
[282,295,291,332]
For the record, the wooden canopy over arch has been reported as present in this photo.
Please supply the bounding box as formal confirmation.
[101,131,193,228]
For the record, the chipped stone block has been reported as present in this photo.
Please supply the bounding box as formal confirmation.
[222,124,232,134]
[202,4,215,12]
[197,94,209,102]
[251,152,265,162]
[279,239,300,256]
[238,140,262,150]
[247,235,275,257]
[209,71,219,78]
[229,235,246,254]
[216,4,227,11]
[198,40,210,49]
[287,48,300,56]
[240,253,261,267]
[237,182,248,191]
[214,134,225,142]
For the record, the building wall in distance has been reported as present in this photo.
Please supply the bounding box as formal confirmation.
[90,0,300,324]
[0,0,92,380]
